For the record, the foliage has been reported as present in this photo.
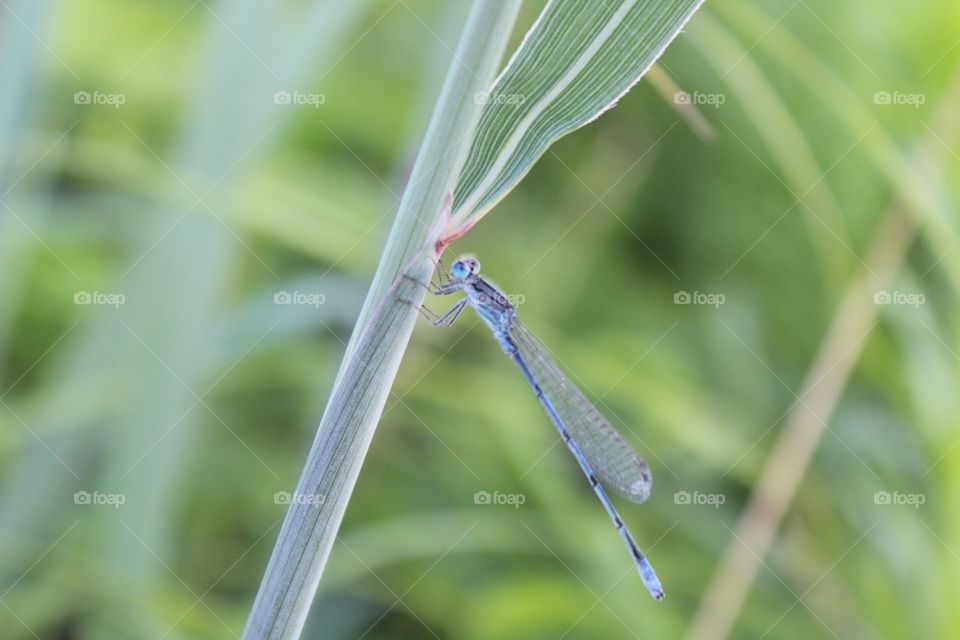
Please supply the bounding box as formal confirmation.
[0,1,957,639]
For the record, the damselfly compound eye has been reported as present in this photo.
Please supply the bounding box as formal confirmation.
[451,261,469,279]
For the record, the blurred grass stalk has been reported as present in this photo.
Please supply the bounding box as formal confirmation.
[0,0,46,371]
[241,2,521,638]
[3,1,371,636]
[688,63,960,640]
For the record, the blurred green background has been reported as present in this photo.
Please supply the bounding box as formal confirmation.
[1,0,958,638]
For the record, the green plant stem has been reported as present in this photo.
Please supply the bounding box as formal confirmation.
[241,2,520,638]
[687,67,960,640]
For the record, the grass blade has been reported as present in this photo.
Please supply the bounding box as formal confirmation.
[241,3,521,638]
[446,0,706,239]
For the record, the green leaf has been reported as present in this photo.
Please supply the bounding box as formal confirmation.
[446,0,705,239]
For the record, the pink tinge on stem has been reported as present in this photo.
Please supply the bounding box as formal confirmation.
[432,190,467,259]
[434,217,476,257]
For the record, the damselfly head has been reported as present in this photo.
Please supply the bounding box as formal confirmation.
[450,254,480,280]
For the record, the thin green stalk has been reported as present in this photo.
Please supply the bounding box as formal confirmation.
[687,67,960,640]
[241,3,520,638]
